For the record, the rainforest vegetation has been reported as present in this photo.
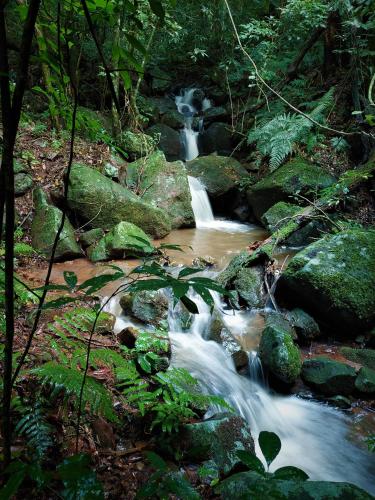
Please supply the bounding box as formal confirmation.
[1,0,375,498]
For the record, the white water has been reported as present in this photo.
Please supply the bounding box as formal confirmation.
[187,175,214,226]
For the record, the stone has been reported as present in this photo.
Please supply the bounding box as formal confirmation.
[119,130,156,160]
[186,155,248,198]
[192,255,217,268]
[132,290,169,326]
[203,106,228,124]
[247,157,336,220]
[261,202,302,233]
[200,122,234,155]
[233,267,264,309]
[301,357,357,395]
[176,413,255,475]
[67,163,171,238]
[94,312,116,335]
[161,109,186,129]
[79,228,105,248]
[216,472,372,500]
[340,347,375,370]
[355,367,375,394]
[15,172,33,196]
[286,308,321,341]
[86,221,154,262]
[125,151,194,228]
[259,312,301,385]
[118,326,139,349]
[119,293,134,314]
[31,187,82,261]
[278,229,375,333]
[146,123,182,161]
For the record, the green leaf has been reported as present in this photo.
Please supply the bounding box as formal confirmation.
[63,271,77,290]
[127,278,168,293]
[42,296,77,310]
[236,450,265,475]
[259,431,281,468]
[148,0,165,20]
[0,467,26,500]
[273,466,309,481]
[77,272,124,294]
[145,451,167,471]
[125,34,147,55]
[180,295,199,314]
[178,267,201,278]
[57,453,104,499]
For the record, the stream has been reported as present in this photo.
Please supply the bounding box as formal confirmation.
[48,87,375,493]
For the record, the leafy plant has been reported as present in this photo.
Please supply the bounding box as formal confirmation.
[237,431,309,480]
[15,401,53,461]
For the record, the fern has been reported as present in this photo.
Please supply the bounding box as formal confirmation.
[15,402,53,461]
[248,88,335,170]
[33,362,118,423]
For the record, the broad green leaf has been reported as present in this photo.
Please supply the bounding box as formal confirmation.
[127,278,168,293]
[259,431,281,467]
[145,451,167,472]
[236,450,265,475]
[273,466,309,481]
[178,267,201,278]
[148,0,165,20]
[42,296,78,310]
[170,281,189,300]
[125,34,147,55]
[63,271,77,290]
[77,272,124,294]
[180,295,199,314]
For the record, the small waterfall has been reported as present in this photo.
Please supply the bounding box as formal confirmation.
[187,176,214,226]
[249,350,266,386]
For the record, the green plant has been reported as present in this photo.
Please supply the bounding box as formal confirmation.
[236,431,309,480]
[15,401,53,461]
[248,88,335,170]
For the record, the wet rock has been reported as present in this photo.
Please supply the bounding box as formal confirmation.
[301,357,356,395]
[233,267,264,308]
[186,155,248,198]
[86,221,154,262]
[125,151,194,228]
[94,311,116,335]
[355,367,375,394]
[67,163,171,238]
[175,413,255,475]
[261,202,302,233]
[79,228,104,248]
[200,122,234,155]
[132,290,169,327]
[286,308,320,341]
[118,326,139,348]
[216,472,372,499]
[31,187,82,261]
[278,229,375,333]
[340,347,375,370]
[146,123,182,161]
[192,255,217,268]
[161,109,186,129]
[191,88,205,110]
[203,106,228,123]
[247,157,335,220]
[119,293,134,315]
[259,312,301,385]
[119,130,156,160]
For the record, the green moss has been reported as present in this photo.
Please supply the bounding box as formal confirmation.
[340,348,375,370]
[233,267,264,308]
[301,357,357,395]
[262,202,302,233]
[120,130,156,159]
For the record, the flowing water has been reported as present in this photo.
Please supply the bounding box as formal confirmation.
[175,87,206,161]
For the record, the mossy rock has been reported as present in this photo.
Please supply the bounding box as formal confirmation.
[186,155,248,198]
[79,228,105,248]
[31,188,82,261]
[119,130,156,160]
[160,109,186,129]
[200,122,234,156]
[259,312,301,385]
[15,172,33,196]
[301,357,357,395]
[94,312,116,335]
[355,367,375,394]
[340,347,375,370]
[86,221,154,262]
[216,472,372,499]
[126,151,194,228]
[233,267,264,308]
[261,201,302,233]
[145,123,182,161]
[247,157,335,220]
[67,163,171,238]
[286,308,320,341]
[278,229,375,333]
[174,413,255,475]
[132,290,168,327]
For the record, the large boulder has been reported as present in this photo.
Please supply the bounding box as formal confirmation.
[233,267,265,308]
[146,123,182,161]
[86,221,154,262]
[120,290,168,327]
[31,188,82,261]
[340,347,375,370]
[186,155,248,198]
[355,367,375,394]
[247,157,335,220]
[67,163,171,238]
[301,357,357,395]
[119,130,156,160]
[286,308,321,341]
[14,160,33,196]
[200,122,234,155]
[161,109,186,129]
[217,472,372,500]
[174,413,255,475]
[278,229,375,333]
[258,312,301,385]
[125,151,194,228]
[203,106,228,124]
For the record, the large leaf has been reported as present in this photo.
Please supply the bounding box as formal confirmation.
[236,450,265,475]
[77,272,124,294]
[180,295,199,314]
[148,0,165,20]
[63,271,77,290]
[259,431,281,468]
[42,296,78,310]
[127,278,168,293]
[273,466,309,481]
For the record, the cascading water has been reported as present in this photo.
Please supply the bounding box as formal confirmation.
[187,176,215,226]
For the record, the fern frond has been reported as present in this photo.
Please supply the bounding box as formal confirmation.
[15,402,53,461]
[33,362,118,423]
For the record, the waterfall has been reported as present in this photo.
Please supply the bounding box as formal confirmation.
[187,176,214,226]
